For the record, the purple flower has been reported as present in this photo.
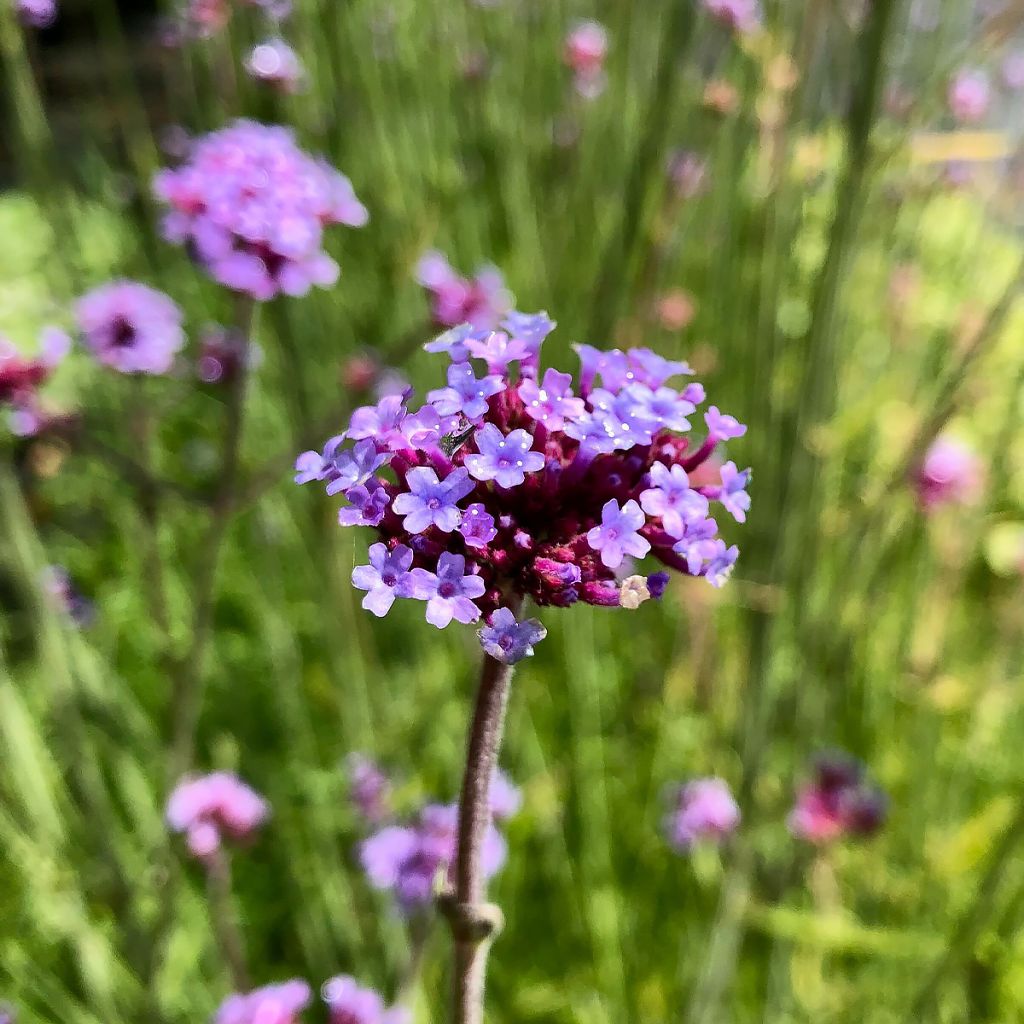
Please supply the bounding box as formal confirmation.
[464,424,545,488]
[337,485,390,527]
[351,544,416,617]
[519,369,585,430]
[245,38,304,92]
[348,394,408,444]
[154,120,366,300]
[324,439,392,497]
[640,462,709,538]
[392,467,474,533]
[622,384,695,433]
[574,343,630,394]
[406,552,485,627]
[346,754,391,825]
[415,252,513,330]
[646,571,670,599]
[427,361,505,420]
[704,541,739,587]
[166,772,269,859]
[459,502,497,547]
[489,768,523,820]
[215,981,311,1024]
[478,607,547,663]
[704,406,747,441]
[948,70,990,124]
[294,435,345,484]
[16,0,57,28]
[627,348,693,388]
[321,976,407,1024]
[75,281,185,375]
[424,323,490,361]
[665,778,740,851]
[715,462,751,523]
[672,518,722,575]
[501,310,556,352]
[587,500,650,569]
[464,331,533,375]
[41,565,94,627]
[915,436,983,509]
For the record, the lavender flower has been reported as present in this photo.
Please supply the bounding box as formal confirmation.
[948,69,990,124]
[321,976,407,1024]
[351,544,416,617]
[245,38,304,92]
[427,361,505,420]
[324,439,392,496]
[337,485,390,527]
[664,778,741,851]
[75,281,185,375]
[489,768,523,820]
[294,435,345,485]
[704,406,746,441]
[392,467,474,533]
[166,772,269,859]
[346,754,391,824]
[640,462,709,538]
[464,331,533,376]
[154,120,366,300]
[215,981,311,1024]
[478,608,547,663]
[464,424,544,488]
[703,541,739,588]
[587,499,651,569]
[416,252,513,330]
[407,552,486,627]
[715,462,751,523]
[518,369,585,430]
[16,0,56,28]
[459,502,497,547]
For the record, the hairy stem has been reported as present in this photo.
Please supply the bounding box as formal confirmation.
[445,595,522,1024]
[205,847,250,991]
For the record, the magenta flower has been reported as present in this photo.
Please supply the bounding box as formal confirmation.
[407,552,486,627]
[664,778,740,851]
[464,424,545,488]
[0,327,69,436]
[489,768,523,820]
[392,466,475,533]
[75,281,185,375]
[245,38,304,92]
[564,21,608,97]
[915,436,983,509]
[297,308,751,657]
[215,981,311,1024]
[351,543,416,617]
[459,502,497,548]
[518,369,585,430]
[321,976,407,1024]
[788,752,887,844]
[166,772,269,859]
[948,70,990,124]
[16,0,57,28]
[587,499,651,569]
[337,485,390,527]
[702,0,761,32]
[704,406,747,441]
[427,361,505,420]
[346,754,391,825]
[640,462,709,538]
[478,607,547,663]
[154,120,366,300]
[415,251,513,330]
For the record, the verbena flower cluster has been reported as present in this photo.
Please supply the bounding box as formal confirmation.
[360,769,520,914]
[664,777,741,851]
[296,314,751,662]
[154,120,367,300]
[166,772,269,858]
[216,976,405,1024]
[788,752,887,844]
[415,252,512,331]
[0,328,68,436]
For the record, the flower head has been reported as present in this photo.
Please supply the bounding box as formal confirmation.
[915,436,983,509]
[215,981,311,1024]
[346,754,391,825]
[0,328,69,436]
[245,38,304,92]
[664,778,741,851]
[76,281,184,375]
[948,69,990,124]
[788,752,887,844]
[166,772,269,858]
[564,21,608,97]
[154,120,366,299]
[416,252,512,330]
[704,406,746,441]
[298,307,750,660]
[321,976,407,1024]
[702,0,761,32]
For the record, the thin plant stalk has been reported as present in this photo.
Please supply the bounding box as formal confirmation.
[205,847,251,991]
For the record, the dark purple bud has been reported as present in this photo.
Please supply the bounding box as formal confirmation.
[841,786,887,837]
[814,750,863,793]
[646,571,670,599]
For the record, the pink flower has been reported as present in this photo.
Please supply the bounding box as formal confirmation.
[166,772,269,858]
[703,0,761,32]
[788,752,887,845]
[665,778,740,851]
[915,436,983,510]
[415,252,513,330]
[245,38,304,93]
[564,21,608,98]
[948,70,990,124]
[216,981,311,1024]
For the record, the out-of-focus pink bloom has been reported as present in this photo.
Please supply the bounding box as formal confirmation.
[703,0,761,33]
[564,21,608,98]
[0,327,69,436]
[664,777,740,851]
[216,981,310,1024]
[415,251,513,330]
[16,0,57,28]
[347,754,392,825]
[184,0,291,38]
[657,290,697,331]
[788,752,887,845]
[1004,52,1024,91]
[166,772,269,859]
[197,326,259,384]
[948,70,990,124]
[915,436,983,510]
[245,38,304,92]
[321,976,408,1024]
